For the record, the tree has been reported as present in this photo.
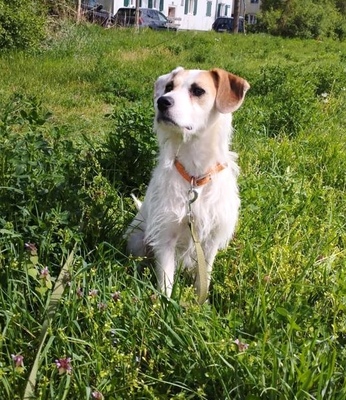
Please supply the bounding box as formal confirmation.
[77,0,82,23]
[233,0,241,33]
[260,0,286,13]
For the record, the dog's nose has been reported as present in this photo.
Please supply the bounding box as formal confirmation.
[157,96,174,112]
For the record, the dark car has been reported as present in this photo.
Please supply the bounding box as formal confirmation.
[114,7,176,30]
[212,17,244,33]
[83,4,115,27]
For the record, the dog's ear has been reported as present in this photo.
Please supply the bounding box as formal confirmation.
[210,68,250,114]
[154,66,184,98]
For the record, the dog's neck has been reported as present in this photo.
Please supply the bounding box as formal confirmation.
[157,114,233,176]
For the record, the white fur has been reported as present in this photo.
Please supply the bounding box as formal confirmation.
[126,67,249,299]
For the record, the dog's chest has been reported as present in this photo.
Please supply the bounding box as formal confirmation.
[148,168,232,227]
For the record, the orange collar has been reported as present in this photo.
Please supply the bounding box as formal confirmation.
[174,158,226,187]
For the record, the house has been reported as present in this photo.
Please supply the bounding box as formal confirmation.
[243,0,261,25]
[84,0,261,31]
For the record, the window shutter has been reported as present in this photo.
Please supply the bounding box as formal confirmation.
[217,3,222,17]
[124,0,129,6]
[159,0,164,11]
[193,0,198,15]
[184,0,188,14]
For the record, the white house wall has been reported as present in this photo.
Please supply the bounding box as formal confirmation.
[163,0,230,31]
[243,0,261,15]
[97,0,236,31]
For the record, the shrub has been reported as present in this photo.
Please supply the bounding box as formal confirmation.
[44,0,76,17]
[238,65,319,138]
[256,0,346,40]
[0,0,46,49]
[99,102,157,195]
[0,94,127,268]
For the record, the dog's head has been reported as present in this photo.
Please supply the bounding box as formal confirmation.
[153,67,250,138]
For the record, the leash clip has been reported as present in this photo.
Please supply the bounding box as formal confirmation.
[187,185,198,224]
[188,187,198,205]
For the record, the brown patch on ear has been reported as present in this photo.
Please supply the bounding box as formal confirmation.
[210,68,250,113]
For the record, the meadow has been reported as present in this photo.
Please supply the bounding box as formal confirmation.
[0,23,346,399]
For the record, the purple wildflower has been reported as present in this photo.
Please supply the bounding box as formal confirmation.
[24,242,37,255]
[112,291,121,302]
[89,289,98,297]
[234,338,249,352]
[11,354,24,368]
[98,302,107,312]
[55,357,72,375]
[92,391,104,399]
[39,266,50,280]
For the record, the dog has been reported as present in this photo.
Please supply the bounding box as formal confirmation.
[126,66,249,301]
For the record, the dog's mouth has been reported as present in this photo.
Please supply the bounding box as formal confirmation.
[157,114,192,131]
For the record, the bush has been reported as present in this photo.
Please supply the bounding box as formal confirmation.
[0,94,128,268]
[0,0,46,49]
[237,65,320,138]
[256,0,346,40]
[99,102,157,195]
[44,0,76,17]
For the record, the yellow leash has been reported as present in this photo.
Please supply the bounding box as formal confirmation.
[174,158,226,304]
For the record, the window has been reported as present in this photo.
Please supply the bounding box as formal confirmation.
[225,4,230,16]
[185,0,198,15]
[206,1,212,17]
[147,10,156,18]
[217,3,224,17]
[250,0,259,3]
[247,14,257,24]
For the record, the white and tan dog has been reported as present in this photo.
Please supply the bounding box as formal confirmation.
[126,66,249,300]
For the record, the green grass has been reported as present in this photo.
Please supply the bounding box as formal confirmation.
[0,23,346,399]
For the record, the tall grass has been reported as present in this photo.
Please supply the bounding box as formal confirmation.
[0,24,345,399]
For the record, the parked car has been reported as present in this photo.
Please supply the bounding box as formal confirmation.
[83,4,115,27]
[114,7,177,30]
[212,17,244,33]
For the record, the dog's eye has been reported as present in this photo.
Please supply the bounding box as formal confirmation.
[165,82,174,93]
[190,85,205,97]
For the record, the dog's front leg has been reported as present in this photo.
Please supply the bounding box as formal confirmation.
[154,243,177,298]
[198,241,219,295]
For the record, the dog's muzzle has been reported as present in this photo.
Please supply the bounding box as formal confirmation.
[156,96,177,126]
[156,96,192,131]
[157,96,174,112]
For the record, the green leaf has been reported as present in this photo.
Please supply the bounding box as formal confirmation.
[27,268,38,278]
[45,280,52,290]
[36,286,47,296]
[30,255,39,265]
[276,307,289,317]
